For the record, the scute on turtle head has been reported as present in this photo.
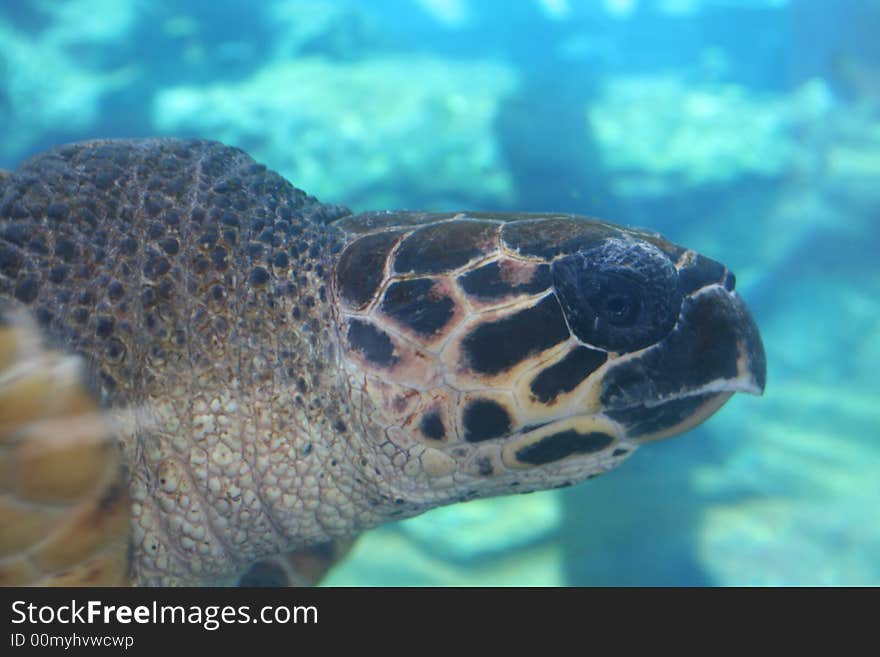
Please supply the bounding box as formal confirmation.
[331,211,766,500]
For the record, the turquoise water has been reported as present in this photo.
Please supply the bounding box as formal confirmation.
[1,0,877,585]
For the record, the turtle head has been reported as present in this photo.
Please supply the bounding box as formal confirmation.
[333,212,765,506]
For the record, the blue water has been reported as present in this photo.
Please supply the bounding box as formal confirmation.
[1,0,877,585]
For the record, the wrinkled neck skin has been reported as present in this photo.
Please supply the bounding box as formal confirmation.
[123,378,396,586]
[120,265,391,585]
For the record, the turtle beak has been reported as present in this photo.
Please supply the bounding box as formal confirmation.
[599,283,766,442]
[712,286,766,396]
[667,283,767,398]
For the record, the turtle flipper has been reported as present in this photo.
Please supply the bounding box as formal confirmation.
[0,308,131,586]
[237,539,355,587]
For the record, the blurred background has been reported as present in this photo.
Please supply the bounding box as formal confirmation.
[1,0,877,585]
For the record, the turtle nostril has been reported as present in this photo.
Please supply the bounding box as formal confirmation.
[723,271,736,291]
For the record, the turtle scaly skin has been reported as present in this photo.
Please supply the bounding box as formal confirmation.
[0,139,765,585]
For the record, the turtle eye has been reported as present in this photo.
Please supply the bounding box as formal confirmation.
[552,238,682,353]
[589,277,641,327]
[604,295,629,318]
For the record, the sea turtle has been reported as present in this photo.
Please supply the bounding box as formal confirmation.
[0,138,765,586]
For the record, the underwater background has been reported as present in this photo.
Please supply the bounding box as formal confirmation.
[1,0,877,586]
